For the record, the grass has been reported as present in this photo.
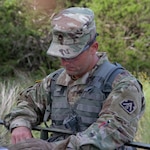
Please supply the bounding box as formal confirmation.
[135,73,150,144]
[0,81,22,146]
[0,72,34,146]
[0,73,149,147]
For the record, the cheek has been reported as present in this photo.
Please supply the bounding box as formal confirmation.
[78,57,90,69]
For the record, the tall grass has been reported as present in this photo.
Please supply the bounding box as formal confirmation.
[135,73,150,144]
[0,81,22,146]
[0,72,34,146]
[0,73,149,147]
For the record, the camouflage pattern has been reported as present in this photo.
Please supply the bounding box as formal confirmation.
[47,7,96,58]
[4,52,145,150]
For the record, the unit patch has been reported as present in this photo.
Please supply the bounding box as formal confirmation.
[120,99,136,114]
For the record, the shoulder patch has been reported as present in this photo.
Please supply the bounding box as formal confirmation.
[120,99,137,114]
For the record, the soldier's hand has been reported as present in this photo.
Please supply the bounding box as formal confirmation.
[11,126,33,144]
[8,138,57,150]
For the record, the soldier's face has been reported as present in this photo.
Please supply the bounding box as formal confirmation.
[60,42,98,77]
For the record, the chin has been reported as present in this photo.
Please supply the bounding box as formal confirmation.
[67,72,75,76]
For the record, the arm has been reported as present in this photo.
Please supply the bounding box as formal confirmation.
[4,75,52,144]
[68,73,145,149]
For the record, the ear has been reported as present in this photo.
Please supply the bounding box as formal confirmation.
[90,41,98,54]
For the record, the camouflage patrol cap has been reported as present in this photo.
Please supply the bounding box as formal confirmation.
[47,7,96,58]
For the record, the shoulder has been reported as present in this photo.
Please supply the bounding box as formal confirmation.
[34,68,65,91]
[46,68,64,79]
[43,68,64,83]
[112,70,143,93]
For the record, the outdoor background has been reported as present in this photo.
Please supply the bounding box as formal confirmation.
[0,0,150,148]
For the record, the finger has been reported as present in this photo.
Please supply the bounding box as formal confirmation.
[11,136,24,144]
[11,134,32,144]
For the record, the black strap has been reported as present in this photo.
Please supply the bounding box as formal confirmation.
[88,61,125,94]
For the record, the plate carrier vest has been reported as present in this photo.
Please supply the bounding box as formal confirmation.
[44,61,125,134]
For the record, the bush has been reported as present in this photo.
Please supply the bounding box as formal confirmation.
[66,0,150,75]
[0,0,60,79]
[0,0,150,78]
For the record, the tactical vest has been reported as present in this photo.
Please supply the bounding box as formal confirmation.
[44,61,125,133]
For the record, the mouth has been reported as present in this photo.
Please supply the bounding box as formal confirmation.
[66,67,75,72]
[64,65,75,70]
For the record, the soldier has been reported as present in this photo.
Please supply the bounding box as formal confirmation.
[4,7,145,150]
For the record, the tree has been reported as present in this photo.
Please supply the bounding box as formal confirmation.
[0,0,60,79]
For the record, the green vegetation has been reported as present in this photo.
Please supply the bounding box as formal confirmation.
[0,0,150,79]
[135,73,150,144]
[0,0,60,79]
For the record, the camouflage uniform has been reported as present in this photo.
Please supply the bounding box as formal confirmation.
[4,7,145,150]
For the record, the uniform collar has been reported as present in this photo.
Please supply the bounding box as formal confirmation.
[56,70,89,86]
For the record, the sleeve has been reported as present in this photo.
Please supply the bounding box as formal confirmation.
[69,72,145,150]
[4,74,52,131]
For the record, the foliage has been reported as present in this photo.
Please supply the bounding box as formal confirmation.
[0,0,150,79]
[66,0,150,76]
[0,0,60,79]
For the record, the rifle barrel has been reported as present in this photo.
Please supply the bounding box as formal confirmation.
[125,141,150,149]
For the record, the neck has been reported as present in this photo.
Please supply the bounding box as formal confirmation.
[70,55,99,80]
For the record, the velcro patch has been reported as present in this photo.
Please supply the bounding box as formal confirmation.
[120,99,136,114]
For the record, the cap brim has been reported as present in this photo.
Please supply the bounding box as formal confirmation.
[47,41,85,59]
